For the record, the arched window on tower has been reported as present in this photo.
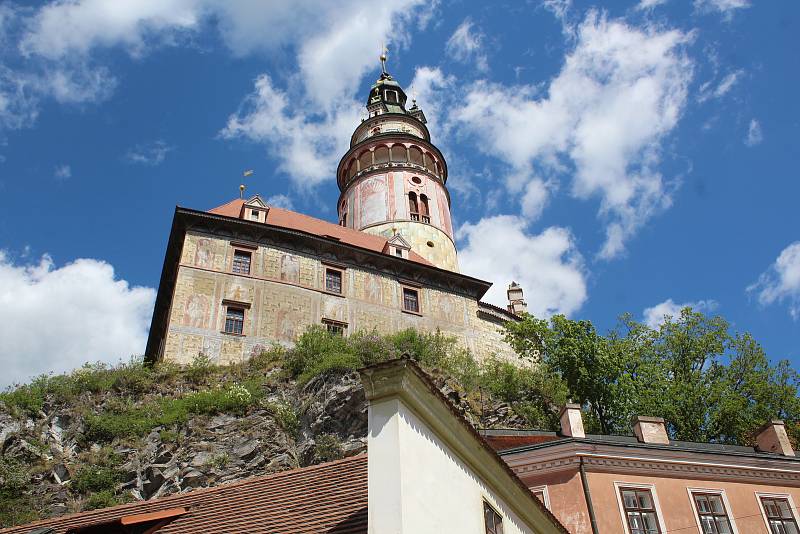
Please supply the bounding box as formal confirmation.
[409,146,423,166]
[374,146,389,165]
[390,145,406,162]
[424,153,436,174]
[409,192,419,221]
[358,150,372,171]
[420,194,430,223]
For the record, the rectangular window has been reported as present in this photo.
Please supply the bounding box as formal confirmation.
[325,268,343,294]
[621,487,662,534]
[484,501,504,534]
[322,319,347,336]
[403,287,420,313]
[250,210,259,221]
[224,307,244,335]
[232,250,251,275]
[693,493,733,534]
[761,497,799,534]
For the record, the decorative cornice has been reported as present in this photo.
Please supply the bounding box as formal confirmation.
[360,358,568,534]
[505,441,800,487]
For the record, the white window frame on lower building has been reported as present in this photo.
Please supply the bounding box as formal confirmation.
[756,492,800,534]
[686,487,739,534]
[613,481,668,534]
[530,485,551,510]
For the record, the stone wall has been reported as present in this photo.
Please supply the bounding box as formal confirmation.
[162,231,514,365]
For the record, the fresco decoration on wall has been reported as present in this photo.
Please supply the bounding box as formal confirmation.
[360,175,387,227]
[364,273,383,304]
[275,308,299,342]
[322,296,347,323]
[280,254,300,284]
[194,238,212,268]
[437,191,452,236]
[182,294,209,328]
[435,293,460,324]
[226,281,252,302]
[202,337,222,361]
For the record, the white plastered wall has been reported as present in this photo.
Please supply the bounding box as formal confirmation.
[368,398,534,534]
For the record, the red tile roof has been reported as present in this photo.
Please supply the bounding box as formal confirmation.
[484,434,563,451]
[2,454,367,534]
[208,198,434,267]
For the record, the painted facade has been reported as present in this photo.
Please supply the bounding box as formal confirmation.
[155,228,515,365]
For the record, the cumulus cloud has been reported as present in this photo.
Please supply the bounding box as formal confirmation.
[445,18,488,72]
[125,139,173,166]
[220,74,360,188]
[53,164,71,181]
[642,298,718,328]
[457,215,587,317]
[449,12,693,259]
[637,0,669,10]
[745,118,763,147]
[0,251,155,387]
[748,242,800,320]
[266,194,294,210]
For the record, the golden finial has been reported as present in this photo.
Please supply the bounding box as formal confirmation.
[379,43,388,75]
[239,184,245,199]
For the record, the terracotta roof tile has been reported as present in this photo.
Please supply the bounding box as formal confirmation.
[2,454,367,534]
[208,198,434,267]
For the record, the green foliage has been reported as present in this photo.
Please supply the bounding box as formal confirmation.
[185,353,216,384]
[268,401,300,437]
[314,434,344,463]
[84,490,120,511]
[504,308,800,443]
[206,453,230,469]
[72,465,119,494]
[85,383,258,442]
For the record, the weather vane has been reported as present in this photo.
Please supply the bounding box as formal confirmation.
[380,43,388,75]
[240,170,253,199]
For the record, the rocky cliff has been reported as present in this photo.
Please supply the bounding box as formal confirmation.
[0,350,532,528]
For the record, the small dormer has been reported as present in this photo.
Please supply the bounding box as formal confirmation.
[386,233,412,260]
[241,195,269,223]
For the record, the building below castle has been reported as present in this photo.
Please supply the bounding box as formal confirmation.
[145,61,525,365]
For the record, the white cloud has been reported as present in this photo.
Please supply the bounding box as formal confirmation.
[521,178,551,221]
[698,69,743,102]
[0,251,155,387]
[694,0,750,19]
[636,0,669,10]
[745,118,762,147]
[266,194,294,210]
[53,164,71,180]
[220,74,359,189]
[449,12,693,259]
[748,242,800,320]
[445,18,488,72]
[125,139,173,165]
[457,215,587,317]
[642,298,718,328]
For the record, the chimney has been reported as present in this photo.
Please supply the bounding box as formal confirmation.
[756,420,795,456]
[632,416,670,445]
[559,404,585,438]
[507,281,528,315]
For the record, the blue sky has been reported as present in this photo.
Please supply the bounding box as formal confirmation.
[0,0,798,385]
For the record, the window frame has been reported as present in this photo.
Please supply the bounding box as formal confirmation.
[757,493,800,534]
[401,285,422,315]
[531,485,551,510]
[322,318,348,337]
[614,482,667,534]
[687,488,739,534]
[483,500,504,534]
[231,248,253,275]
[223,306,245,336]
[324,267,344,295]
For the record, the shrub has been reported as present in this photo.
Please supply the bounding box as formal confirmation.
[269,402,300,437]
[314,434,343,463]
[72,466,119,494]
[84,490,119,511]
[185,353,216,384]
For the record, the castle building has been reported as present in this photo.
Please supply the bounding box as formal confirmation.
[144,61,521,365]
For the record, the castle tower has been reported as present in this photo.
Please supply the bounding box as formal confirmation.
[336,54,458,272]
